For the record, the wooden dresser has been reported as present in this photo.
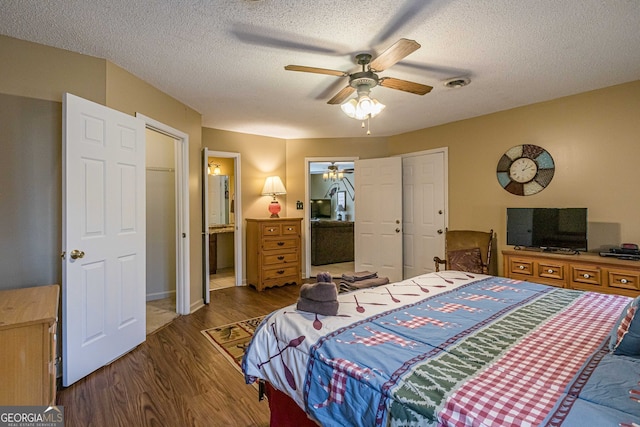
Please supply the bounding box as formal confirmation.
[0,284,59,405]
[503,250,640,297]
[246,218,302,291]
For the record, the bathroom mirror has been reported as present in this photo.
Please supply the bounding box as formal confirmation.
[208,175,230,226]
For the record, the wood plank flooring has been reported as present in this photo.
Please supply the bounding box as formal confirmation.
[57,284,303,427]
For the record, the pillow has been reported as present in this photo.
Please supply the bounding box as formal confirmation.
[448,247,483,273]
[610,296,640,356]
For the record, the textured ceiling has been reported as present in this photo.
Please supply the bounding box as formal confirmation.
[1,0,639,139]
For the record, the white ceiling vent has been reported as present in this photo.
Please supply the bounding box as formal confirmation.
[444,77,471,89]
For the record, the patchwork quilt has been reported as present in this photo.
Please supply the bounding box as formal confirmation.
[242,272,640,426]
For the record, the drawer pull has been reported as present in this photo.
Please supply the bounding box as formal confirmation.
[277,256,285,260]
[620,278,629,284]
[268,228,275,232]
[277,270,285,275]
[583,273,591,279]
[518,265,525,270]
[287,227,293,231]
[547,269,554,274]
[277,241,285,246]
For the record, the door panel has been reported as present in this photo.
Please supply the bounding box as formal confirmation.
[63,93,146,386]
[354,157,403,282]
[402,152,446,278]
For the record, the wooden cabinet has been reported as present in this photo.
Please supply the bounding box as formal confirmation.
[503,250,640,297]
[246,218,302,291]
[0,284,59,405]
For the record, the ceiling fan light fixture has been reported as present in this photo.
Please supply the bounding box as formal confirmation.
[341,94,385,121]
[369,99,385,117]
[357,95,374,114]
[340,98,358,117]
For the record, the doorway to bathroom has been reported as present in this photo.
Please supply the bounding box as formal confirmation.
[203,149,242,303]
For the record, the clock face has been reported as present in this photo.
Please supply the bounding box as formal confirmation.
[509,157,538,183]
[497,145,555,196]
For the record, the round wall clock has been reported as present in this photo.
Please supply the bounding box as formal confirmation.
[496,144,555,196]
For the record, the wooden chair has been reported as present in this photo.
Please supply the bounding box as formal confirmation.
[434,229,494,274]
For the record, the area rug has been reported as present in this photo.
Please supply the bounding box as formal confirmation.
[201,315,265,374]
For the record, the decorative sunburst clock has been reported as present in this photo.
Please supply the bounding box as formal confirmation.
[496,144,555,196]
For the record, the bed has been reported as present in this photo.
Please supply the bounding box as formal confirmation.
[242,271,640,426]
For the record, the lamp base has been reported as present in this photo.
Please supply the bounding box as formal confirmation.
[268,200,281,218]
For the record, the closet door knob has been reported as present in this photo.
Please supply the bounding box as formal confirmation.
[70,249,85,260]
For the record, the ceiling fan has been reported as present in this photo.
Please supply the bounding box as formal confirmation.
[285,38,433,107]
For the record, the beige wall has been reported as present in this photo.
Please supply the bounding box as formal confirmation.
[0,94,61,290]
[202,128,287,219]
[389,80,640,272]
[0,35,106,104]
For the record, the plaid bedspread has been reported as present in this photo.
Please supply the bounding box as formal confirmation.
[243,272,640,426]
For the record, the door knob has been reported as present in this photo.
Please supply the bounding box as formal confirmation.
[396,228,401,233]
[70,249,85,260]
[437,229,443,234]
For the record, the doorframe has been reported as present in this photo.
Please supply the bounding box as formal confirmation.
[204,150,243,292]
[136,113,190,315]
[304,156,358,279]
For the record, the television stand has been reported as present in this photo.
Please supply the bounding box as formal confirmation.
[503,249,640,297]
[513,246,580,255]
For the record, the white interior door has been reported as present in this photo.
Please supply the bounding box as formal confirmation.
[62,93,146,386]
[402,151,446,278]
[354,157,403,282]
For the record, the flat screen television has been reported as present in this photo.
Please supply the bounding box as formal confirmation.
[310,198,332,219]
[507,208,588,252]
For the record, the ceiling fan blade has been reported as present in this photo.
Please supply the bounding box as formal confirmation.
[379,77,433,95]
[232,24,348,56]
[285,65,348,77]
[327,86,356,104]
[369,38,420,72]
[371,1,434,46]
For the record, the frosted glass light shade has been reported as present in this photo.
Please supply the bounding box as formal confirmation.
[340,97,385,120]
[261,176,287,196]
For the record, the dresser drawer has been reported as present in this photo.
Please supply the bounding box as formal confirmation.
[263,252,298,266]
[571,265,601,287]
[263,265,299,281]
[607,269,640,291]
[261,223,283,236]
[263,238,298,251]
[280,222,300,235]
[537,261,565,281]
[508,258,533,276]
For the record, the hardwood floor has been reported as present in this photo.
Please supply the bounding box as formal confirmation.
[57,284,303,427]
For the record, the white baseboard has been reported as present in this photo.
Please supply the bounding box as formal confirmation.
[146,290,176,302]
[190,298,205,313]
